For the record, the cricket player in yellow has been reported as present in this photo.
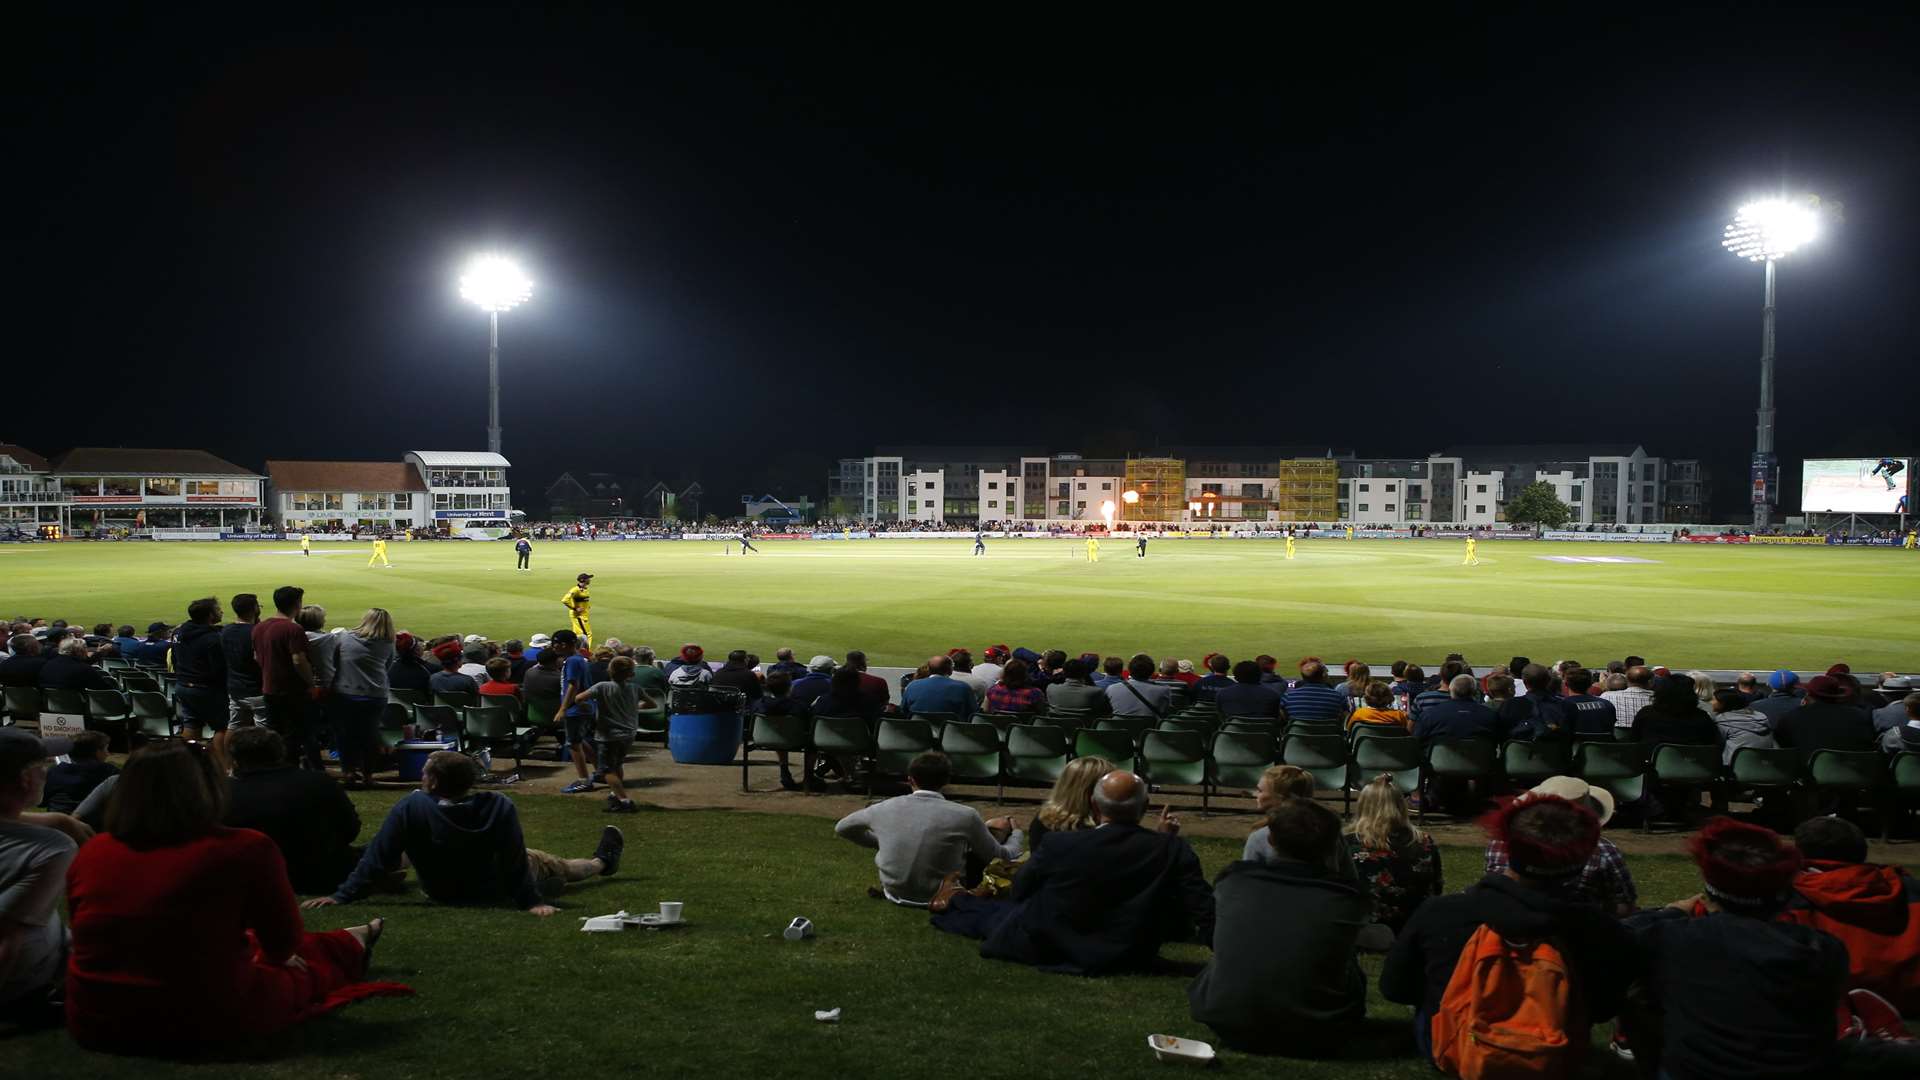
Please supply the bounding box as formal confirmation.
[300,532,311,557]
[1085,537,1100,562]
[1345,524,1355,540]
[368,537,390,567]
[1905,530,1917,550]
[562,572,594,647]
[1464,536,1480,565]
[1284,532,1296,560]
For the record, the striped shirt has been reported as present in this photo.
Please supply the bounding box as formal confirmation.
[1283,681,1349,722]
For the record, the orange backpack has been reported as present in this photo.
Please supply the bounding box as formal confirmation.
[1430,924,1585,1079]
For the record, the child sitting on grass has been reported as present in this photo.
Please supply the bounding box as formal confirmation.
[576,655,640,813]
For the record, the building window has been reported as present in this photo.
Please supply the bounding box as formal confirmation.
[1407,484,1423,497]
[1385,504,1396,513]
[144,477,180,496]
[907,500,917,514]
[1358,503,1369,513]
[987,482,998,491]
[1475,484,1487,494]
[987,500,998,510]
[1571,485,1582,501]
[1358,483,1370,492]
[1101,482,1111,490]
[1076,482,1086,490]
[1475,505,1487,514]
[103,477,141,496]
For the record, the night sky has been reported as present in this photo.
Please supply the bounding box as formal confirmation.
[15,8,1919,516]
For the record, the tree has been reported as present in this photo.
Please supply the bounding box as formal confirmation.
[1504,481,1572,528]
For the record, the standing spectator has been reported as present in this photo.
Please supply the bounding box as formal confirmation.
[710,650,763,703]
[1776,675,1879,752]
[575,656,641,814]
[985,658,1046,715]
[0,728,79,1028]
[220,593,265,726]
[1343,774,1442,935]
[904,654,978,718]
[1711,687,1775,764]
[333,608,395,788]
[225,726,362,895]
[1215,660,1284,721]
[1602,664,1657,734]
[551,630,599,794]
[1187,798,1368,1056]
[1284,660,1347,722]
[65,742,401,1053]
[252,586,317,767]
[172,597,228,739]
[1042,658,1111,719]
[1381,795,1632,1063]
[38,730,116,815]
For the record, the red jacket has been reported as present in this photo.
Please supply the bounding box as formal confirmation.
[1782,859,1920,1015]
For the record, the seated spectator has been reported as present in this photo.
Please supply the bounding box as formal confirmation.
[1632,674,1722,746]
[1776,675,1878,752]
[1345,774,1442,935]
[1711,687,1775,764]
[308,751,624,916]
[1187,798,1368,1055]
[628,646,667,707]
[0,634,46,688]
[1499,664,1573,741]
[1412,660,1468,718]
[1602,664,1657,732]
[1382,793,1632,1064]
[0,729,79,1028]
[766,647,808,680]
[1022,754,1115,854]
[1869,676,1911,738]
[1340,661,1372,705]
[519,647,563,710]
[1092,655,1126,689]
[812,666,882,724]
[1256,654,1286,686]
[948,649,989,703]
[225,726,362,895]
[1042,658,1110,719]
[985,658,1046,715]
[1215,660,1284,722]
[973,770,1213,975]
[1168,658,1201,687]
[111,625,143,658]
[1411,674,1499,744]
[501,639,532,682]
[1108,654,1173,718]
[1391,663,1425,707]
[1193,653,1233,702]
[1241,765,1316,862]
[1346,681,1410,732]
[66,742,405,1053]
[1485,777,1637,916]
[386,632,434,693]
[1894,692,1920,754]
[1483,671,1517,714]
[790,655,836,709]
[710,649,763,703]
[1784,815,1920,1016]
[902,654,977,718]
[457,641,490,682]
[1285,660,1349,722]
[665,644,711,686]
[845,650,892,713]
[833,752,1020,905]
[39,637,114,691]
[129,621,172,666]
[1562,667,1617,736]
[477,656,522,701]
[1734,670,1762,703]
[1628,819,1851,1079]
[428,640,478,695]
[973,644,1008,687]
[1750,668,1805,724]
[39,730,116,814]
[751,672,814,791]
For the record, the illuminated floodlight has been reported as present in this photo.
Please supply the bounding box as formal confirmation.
[1722,199,1819,263]
[460,254,534,312]
[1100,500,1116,516]
[1121,489,1140,504]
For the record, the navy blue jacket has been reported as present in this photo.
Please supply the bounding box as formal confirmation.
[332,789,542,909]
[1411,698,1499,743]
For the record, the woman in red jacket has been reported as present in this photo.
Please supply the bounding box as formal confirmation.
[65,741,406,1053]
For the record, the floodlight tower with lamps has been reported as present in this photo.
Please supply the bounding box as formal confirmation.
[1722,198,1819,529]
[458,255,534,455]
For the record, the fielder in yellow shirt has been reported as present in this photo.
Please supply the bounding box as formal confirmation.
[1085,537,1100,562]
[1905,530,1917,550]
[300,532,311,557]
[1464,536,1480,566]
[368,538,390,567]
[1284,532,1296,560]
[562,572,594,647]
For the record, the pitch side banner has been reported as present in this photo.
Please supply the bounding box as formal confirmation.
[1683,534,1751,544]
[1747,535,1825,546]
[1543,531,1673,543]
[1824,536,1900,547]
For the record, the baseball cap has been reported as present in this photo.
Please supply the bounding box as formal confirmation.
[577,572,594,582]
[0,727,72,774]
[147,621,169,633]
[1526,775,1616,826]
[463,634,487,644]
[1768,668,1799,691]
[808,655,837,673]
[395,632,415,654]
[1175,659,1195,674]
[529,633,552,648]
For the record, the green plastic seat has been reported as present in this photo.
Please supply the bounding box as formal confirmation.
[937,720,1002,794]
[41,687,88,718]
[1222,716,1279,734]
[1142,729,1208,808]
[128,691,176,739]
[1424,739,1499,819]
[1650,743,1723,786]
[1808,750,1887,834]
[1004,724,1071,797]
[743,712,812,792]
[433,690,479,711]
[1501,740,1573,787]
[1281,732,1352,813]
[1730,745,1803,787]
[84,688,131,723]
[1073,727,1136,771]
[876,718,938,778]
[1098,715,1154,751]
[1208,729,1277,798]
[411,703,459,740]
[813,714,879,798]
[461,704,525,769]
[3,686,43,724]
[1893,753,1920,836]
[911,710,962,738]
[118,673,161,695]
[1285,719,1344,740]
[378,701,410,751]
[1574,740,1649,808]
[1351,732,1423,803]
[1045,706,1092,731]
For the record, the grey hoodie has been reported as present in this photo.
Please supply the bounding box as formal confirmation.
[1714,706,1775,764]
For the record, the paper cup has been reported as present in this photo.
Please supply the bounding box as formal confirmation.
[659,901,684,923]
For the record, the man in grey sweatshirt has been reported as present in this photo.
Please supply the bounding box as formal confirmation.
[834,752,1022,906]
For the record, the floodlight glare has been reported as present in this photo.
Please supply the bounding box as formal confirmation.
[460,254,534,313]
[1722,199,1818,263]
[1121,489,1140,504]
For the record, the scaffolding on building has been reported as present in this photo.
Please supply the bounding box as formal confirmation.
[1273,459,1339,521]
[1123,457,1187,522]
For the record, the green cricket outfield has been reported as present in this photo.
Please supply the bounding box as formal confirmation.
[1,537,1914,670]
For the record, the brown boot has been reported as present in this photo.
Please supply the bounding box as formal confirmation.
[928,871,965,913]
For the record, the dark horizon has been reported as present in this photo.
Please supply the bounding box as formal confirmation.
[14,8,1919,518]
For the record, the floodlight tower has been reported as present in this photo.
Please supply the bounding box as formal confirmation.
[459,254,534,455]
[1722,198,1819,529]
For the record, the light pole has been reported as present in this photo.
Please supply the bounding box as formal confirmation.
[458,254,534,455]
[1722,198,1818,529]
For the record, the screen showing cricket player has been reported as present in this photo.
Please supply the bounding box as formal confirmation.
[1800,458,1910,513]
